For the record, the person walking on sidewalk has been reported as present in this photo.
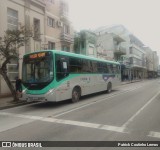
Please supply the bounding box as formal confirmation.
[130,74,133,82]
[15,77,22,98]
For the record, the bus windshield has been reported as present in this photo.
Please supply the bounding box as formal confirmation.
[22,52,54,84]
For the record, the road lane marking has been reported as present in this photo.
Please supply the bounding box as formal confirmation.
[0,82,156,135]
[148,131,160,139]
[42,118,126,133]
[122,90,160,128]
[0,112,42,120]
[0,112,126,133]
[54,85,143,118]
[0,85,144,134]
[0,116,34,133]
[0,86,143,134]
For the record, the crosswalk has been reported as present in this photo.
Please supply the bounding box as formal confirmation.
[0,80,160,140]
[0,111,160,139]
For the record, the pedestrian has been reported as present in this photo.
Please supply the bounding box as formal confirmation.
[15,77,22,98]
[131,74,133,81]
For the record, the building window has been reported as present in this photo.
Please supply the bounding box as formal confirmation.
[88,46,94,56]
[48,41,55,50]
[47,17,55,28]
[62,45,70,52]
[61,1,68,17]
[47,0,54,4]
[129,47,132,54]
[7,64,18,82]
[34,18,40,40]
[7,8,18,30]
[130,58,133,64]
[63,24,70,34]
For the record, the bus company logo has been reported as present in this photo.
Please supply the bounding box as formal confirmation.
[102,74,116,81]
[2,142,11,147]
[102,75,109,81]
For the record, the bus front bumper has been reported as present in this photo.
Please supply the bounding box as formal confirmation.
[21,89,56,102]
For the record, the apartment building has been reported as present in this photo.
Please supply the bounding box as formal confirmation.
[95,25,150,80]
[74,30,97,57]
[0,0,74,96]
[94,25,130,61]
[96,32,125,61]
[153,51,159,77]
[143,46,154,78]
[158,65,160,77]
[128,34,147,79]
[0,0,46,96]
[140,47,159,78]
[74,26,126,61]
[44,0,74,52]
[74,25,159,80]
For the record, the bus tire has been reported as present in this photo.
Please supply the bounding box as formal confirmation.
[71,87,80,103]
[107,82,112,93]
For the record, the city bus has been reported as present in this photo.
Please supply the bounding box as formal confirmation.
[22,50,121,102]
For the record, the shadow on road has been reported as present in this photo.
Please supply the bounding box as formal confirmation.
[27,90,118,109]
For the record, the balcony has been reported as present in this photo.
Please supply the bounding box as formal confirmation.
[130,43,145,53]
[114,45,126,55]
[31,0,46,7]
[60,1,69,21]
[113,34,126,55]
[130,59,147,69]
[61,33,74,43]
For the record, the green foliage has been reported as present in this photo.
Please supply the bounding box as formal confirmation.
[0,26,32,59]
[74,32,86,53]
[74,31,97,54]
[0,26,32,101]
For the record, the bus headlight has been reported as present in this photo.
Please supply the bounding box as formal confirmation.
[46,89,55,95]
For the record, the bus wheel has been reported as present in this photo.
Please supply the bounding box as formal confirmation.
[107,82,112,93]
[72,88,80,103]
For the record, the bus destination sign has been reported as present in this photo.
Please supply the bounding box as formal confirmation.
[29,52,46,59]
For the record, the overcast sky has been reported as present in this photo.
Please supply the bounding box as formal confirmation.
[67,0,160,58]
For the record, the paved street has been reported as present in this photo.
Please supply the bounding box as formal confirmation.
[0,79,160,149]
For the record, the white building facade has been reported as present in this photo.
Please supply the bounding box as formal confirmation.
[0,0,74,96]
[0,0,46,96]
[94,25,159,80]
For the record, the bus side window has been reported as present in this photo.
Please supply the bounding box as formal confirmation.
[92,61,97,73]
[110,64,114,73]
[56,55,69,81]
[112,64,119,74]
[107,64,113,74]
[82,59,90,73]
[117,65,121,74]
[103,63,109,73]
[69,57,82,73]
[97,62,103,73]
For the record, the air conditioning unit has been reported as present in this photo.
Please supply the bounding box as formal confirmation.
[57,21,63,27]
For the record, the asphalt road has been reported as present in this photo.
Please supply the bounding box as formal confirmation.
[0,79,160,150]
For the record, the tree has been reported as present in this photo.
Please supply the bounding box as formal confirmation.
[0,26,32,101]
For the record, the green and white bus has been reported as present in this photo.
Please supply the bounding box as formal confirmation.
[22,50,121,102]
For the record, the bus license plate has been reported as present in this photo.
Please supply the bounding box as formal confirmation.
[29,97,44,101]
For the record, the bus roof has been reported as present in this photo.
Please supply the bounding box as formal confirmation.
[24,50,120,65]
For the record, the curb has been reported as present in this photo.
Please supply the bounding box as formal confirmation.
[0,79,145,110]
[121,80,142,85]
[0,100,35,110]
[0,94,12,98]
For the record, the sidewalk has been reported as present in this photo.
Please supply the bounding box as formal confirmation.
[0,96,32,110]
[121,79,142,85]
